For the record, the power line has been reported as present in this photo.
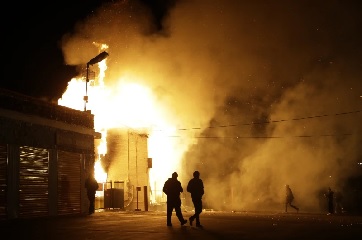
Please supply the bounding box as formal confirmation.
[153,110,361,139]
[176,110,361,131]
[165,133,354,139]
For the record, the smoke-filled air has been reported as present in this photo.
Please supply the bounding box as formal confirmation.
[59,0,361,212]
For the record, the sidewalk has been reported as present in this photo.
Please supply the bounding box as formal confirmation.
[1,209,362,240]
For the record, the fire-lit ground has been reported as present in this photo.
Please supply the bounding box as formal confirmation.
[2,210,361,240]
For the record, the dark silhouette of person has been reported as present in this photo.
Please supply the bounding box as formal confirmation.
[162,172,188,227]
[325,187,334,215]
[187,170,204,228]
[285,184,299,212]
[85,174,99,214]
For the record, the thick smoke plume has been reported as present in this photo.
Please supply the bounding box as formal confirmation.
[61,0,362,212]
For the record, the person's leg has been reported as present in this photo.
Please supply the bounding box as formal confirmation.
[328,200,334,214]
[189,204,195,226]
[88,192,95,214]
[175,205,186,224]
[166,202,173,226]
[172,198,186,225]
[193,198,202,226]
[90,197,95,213]
[91,192,96,213]
[289,200,299,212]
[290,203,299,211]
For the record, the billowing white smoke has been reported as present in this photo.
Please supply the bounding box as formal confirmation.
[61,0,362,212]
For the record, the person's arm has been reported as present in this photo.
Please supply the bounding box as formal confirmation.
[201,180,204,196]
[163,180,169,195]
[187,180,192,193]
[179,182,184,193]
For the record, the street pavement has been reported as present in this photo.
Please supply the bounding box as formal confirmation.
[1,209,362,240]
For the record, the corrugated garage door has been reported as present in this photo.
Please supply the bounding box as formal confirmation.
[19,146,49,218]
[0,144,7,220]
[57,150,81,215]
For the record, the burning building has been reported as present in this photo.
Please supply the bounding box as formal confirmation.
[95,128,151,211]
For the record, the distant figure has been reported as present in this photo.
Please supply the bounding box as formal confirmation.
[187,170,204,228]
[163,172,188,227]
[325,187,334,215]
[285,185,299,212]
[85,174,99,215]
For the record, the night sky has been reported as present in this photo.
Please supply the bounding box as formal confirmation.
[3,1,362,101]
[3,0,169,100]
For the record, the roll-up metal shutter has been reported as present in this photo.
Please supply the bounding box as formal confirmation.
[57,150,81,215]
[19,146,49,218]
[0,144,7,220]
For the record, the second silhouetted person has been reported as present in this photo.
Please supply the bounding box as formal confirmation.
[187,170,204,228]
[163,172,188,227]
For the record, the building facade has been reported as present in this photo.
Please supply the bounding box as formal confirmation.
[96,128,150,211]
[0,88,99,219]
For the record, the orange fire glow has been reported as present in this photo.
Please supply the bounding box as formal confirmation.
[58,50,185,203]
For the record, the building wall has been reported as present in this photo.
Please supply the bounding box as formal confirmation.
[105,128,150,211]
[0,88,97,220]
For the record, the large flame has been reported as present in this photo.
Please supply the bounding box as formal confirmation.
[58,50,183,203]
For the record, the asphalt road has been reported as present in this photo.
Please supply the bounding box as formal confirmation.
[1,210,362,240]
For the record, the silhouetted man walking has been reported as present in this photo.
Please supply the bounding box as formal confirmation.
[285,184,299,213]
[187,171,204,228]
[325,187,334,215]
[163,172,188,227]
